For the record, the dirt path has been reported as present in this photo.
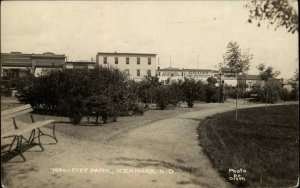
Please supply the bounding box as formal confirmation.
[2,100,296,188]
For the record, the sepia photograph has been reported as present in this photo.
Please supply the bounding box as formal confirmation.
[1,0,299,187]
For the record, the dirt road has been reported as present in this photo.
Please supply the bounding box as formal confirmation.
[2,100,295,188]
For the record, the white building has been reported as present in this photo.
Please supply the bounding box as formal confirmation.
[96,52,157,81]
[157,67,218,84]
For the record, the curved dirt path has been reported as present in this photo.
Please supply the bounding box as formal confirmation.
[2,100,296,188]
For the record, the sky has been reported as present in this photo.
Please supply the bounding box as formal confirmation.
[1,1,298,78]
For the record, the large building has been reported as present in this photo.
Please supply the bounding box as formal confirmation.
[157,67,219,84]
[1,52,66,78]
[96,52,157,81]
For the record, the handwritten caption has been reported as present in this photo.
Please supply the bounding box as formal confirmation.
[50,168,175,175]
[228,168,246,181]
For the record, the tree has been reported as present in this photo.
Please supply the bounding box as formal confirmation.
[257,64,280,107]
[181,78,201,108]
[206,77,218,103]
[245,0,298,33]
[289,68,299,100]
[138,75,162,103]
[219,42,253,120]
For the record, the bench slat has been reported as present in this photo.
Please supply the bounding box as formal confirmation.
[1,108,33,122]
[1,104,32,117]
[1,120,55,138]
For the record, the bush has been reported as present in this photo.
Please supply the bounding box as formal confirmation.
[206,77,218,103]
[155,85,168,110]
[181,78,205,107]
[279,88,290,101]
[16,67,129,124]
[155,85,173,110]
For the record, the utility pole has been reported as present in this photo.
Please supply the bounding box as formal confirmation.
[197,54,200,69]
[235,73,239,121]
[169,53,172,68]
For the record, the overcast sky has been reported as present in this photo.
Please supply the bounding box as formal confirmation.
[1,1,298,78]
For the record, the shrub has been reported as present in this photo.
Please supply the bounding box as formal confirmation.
[138,75,162,103]
[279,88,290,101]
[206,77,218,103]
[181,78,205,107]
[155,85,172,110]
[16,67,129,124]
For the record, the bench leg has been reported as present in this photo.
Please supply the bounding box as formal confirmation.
[15,136,26,162]
[8,136,17,152]
[22,130,44,152]
[37,123,58,144]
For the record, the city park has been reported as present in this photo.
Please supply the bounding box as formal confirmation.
[1,1,299,188]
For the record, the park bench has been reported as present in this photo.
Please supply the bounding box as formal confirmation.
[244,94,258,104]
[1,104,57,161]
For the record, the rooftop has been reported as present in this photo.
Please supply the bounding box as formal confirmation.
[97,52,157,56]
[1,52,66,57]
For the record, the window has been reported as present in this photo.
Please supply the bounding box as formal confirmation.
[115,57,118,64]
[103,57,107,64]
[137,57,140,65]
[137,69,140,77]
[148,58,151,65]
[125,69,130,75]
[147,69,151,76]
[126,57,129,64]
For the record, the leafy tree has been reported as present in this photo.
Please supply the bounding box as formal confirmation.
[206,77,218,103]
[154,85,172,110]
[219,42,253,120]
[257,63,280,107]
[181,78,200,108]
[289,68,299,100]
[245,0,298,33]
[138,75,162,103]
[16,67,129,124]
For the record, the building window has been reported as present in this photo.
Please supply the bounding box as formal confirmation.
[115,57,118,64]
[137,69,140,77]
[126,57,129,64]
[125,69,130,75]
[147,69,151,76]
[137,58,140,65]
[104,57,107,64]
[148,58,151,65]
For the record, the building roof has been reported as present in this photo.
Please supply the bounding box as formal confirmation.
[1,52,65,58]
[97,52,157,56]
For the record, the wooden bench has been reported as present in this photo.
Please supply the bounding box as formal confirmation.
[244,94,258,104]
[1,104,57,161]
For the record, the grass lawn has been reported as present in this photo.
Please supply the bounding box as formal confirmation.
[197,105,299,187]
